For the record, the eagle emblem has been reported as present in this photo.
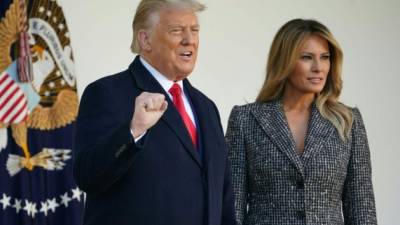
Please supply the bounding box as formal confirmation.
[0,0,78,176]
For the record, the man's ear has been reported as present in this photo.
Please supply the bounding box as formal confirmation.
[138,29,151,52]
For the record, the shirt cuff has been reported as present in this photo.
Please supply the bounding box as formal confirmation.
[130,128,146,143]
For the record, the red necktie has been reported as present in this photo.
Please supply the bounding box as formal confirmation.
[169,83,198,148]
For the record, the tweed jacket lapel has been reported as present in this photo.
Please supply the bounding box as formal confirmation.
[302,103,335,165]
[250,101,304,177]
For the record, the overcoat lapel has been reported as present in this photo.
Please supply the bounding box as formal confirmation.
[128,57,202,168]
[183,80,214,168]
[250,101,305,177]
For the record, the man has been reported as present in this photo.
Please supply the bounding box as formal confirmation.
[73,1,236,225]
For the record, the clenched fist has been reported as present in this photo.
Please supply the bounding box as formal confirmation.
[130,92,168,138]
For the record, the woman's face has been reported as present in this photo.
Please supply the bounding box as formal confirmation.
[285,35,331,96]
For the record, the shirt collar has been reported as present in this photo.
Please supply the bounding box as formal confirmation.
[139,56,184,94]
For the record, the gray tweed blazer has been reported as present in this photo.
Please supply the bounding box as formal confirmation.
[226,100,377,225]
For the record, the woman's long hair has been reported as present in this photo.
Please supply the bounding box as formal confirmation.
[256,19,353,140]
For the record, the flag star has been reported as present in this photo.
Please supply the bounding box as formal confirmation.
[47,198,59,213]
[53,17,58,23]
[65,32,70,38]
[23,200,33,216]
[13,198,22,213]
[71,187,83,202]
[39,6,45,13]
[46,10,52,17]
[56,70,61,76]
[0,194,11,209]
[31,203,38,218]
[60,80,66,86]
[40,201,49,216]
[48,82,55,88]
[58,23,65,30]
[60,192,72,207]
[44,91,50,96]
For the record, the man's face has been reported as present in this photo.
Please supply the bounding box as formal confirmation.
[144,9,199,81]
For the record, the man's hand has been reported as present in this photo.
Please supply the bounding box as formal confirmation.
[131,92,168,138]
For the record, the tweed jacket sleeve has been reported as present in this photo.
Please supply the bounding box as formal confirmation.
[226,106,248,225]
[342,108,377,225]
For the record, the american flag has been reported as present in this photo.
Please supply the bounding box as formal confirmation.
[0,70,29,124]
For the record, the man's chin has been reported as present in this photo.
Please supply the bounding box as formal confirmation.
[174,73,191,81]
[175,67,195,79]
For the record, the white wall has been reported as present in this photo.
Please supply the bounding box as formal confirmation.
[61,0,400,224]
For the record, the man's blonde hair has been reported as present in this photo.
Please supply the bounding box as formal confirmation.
[130,0,206,54]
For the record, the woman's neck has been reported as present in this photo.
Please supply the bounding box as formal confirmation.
[281,91,315,112]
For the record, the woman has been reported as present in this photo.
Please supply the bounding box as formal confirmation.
[226,19,377,225]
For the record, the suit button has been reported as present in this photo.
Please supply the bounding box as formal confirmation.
[296,210,305,219]
[296,180,304,189]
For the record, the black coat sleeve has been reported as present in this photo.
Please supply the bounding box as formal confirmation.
[73,81,145,195]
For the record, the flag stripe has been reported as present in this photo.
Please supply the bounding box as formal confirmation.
[0,92,25,122]
[0,76,13,93]
[4,94,26,122]
[0,72,9,85]
[0,85,20,109]
[13,107,29,123]
[0,71,29,124]
[0,78,15,98]
[8,100,28,123]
